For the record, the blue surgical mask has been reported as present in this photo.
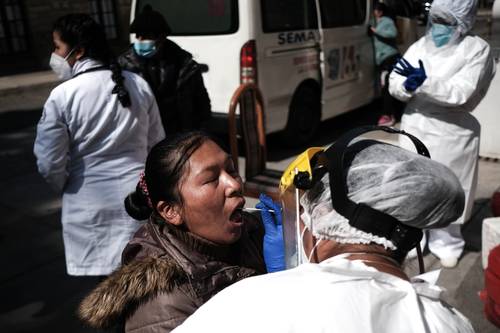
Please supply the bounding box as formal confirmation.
[133,40,157,58]
[431,24,455,48]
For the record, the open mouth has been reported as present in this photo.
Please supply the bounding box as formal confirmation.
[229,201,245,223]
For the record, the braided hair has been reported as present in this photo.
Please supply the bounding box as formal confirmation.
[53,13,131,107]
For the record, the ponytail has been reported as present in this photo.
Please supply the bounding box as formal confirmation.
[110,60,131,107]
[125,172,153,220]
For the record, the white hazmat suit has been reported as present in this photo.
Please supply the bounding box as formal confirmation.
[389,0,495,263]
[173,256,474,333]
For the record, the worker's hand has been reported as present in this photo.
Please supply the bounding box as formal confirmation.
[256,193,285,273]
[394,58,427,92]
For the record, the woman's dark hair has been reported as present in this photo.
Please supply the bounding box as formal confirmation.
[125,131,224,220]
[53,14,131,107]
[374,2,388,15]
[374,2,397,20]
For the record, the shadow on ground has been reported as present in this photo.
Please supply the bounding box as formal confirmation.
[0,110,42,134]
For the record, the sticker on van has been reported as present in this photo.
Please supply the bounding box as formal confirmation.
[278,31,316,45]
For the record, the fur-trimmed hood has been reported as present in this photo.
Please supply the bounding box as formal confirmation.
[78,256,182,329]
[78,214,266,331]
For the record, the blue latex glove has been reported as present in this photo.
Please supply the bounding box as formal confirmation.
[393,58,427,92]
[256,193,285,273]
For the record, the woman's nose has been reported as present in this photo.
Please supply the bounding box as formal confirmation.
[223,172,242,196]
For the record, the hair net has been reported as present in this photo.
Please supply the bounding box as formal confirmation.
[430,0,478,35]
[300,141,465,250]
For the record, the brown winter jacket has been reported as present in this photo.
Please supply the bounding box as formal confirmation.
[78,213,266,332]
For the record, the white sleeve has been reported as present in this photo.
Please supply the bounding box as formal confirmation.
[33,91,70,192]
[415,42,492,107]
[389,42,422,102]
[146,95,165,152]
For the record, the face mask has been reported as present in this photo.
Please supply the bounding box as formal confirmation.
[431,24,455,48]
[49,48,76,81]
[134,40,157,58]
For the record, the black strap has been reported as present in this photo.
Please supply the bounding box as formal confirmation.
[374,32,399,50]
[71,65,108,79]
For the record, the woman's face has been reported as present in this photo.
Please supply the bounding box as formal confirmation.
[178,140,245,245]
[52,31,78,66]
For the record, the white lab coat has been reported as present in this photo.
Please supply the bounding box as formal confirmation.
[173,255,474,333]
[34,58,165,276]
[389,36,495,258]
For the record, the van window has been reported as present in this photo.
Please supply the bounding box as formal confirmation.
[135,0,238,35]
[320,0,367,28]
[261,0,317,32]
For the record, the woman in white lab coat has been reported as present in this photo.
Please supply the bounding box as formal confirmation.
[389,0,495,267]
[34,14,165,276]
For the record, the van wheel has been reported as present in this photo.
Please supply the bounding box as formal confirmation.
[282,85,321,146]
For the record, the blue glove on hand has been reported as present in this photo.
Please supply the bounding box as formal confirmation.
[393,58,427,92]
[256,193,285,273]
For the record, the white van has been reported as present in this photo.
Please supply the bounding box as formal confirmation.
[129,0,410,142]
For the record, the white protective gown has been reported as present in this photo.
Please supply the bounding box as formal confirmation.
[173,255,474,333]
[34,58,165,276]
[389,35,495,259]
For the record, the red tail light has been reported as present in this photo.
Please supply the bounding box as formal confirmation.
[240,40,257,84]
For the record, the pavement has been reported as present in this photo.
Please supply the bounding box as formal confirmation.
[0,71,59,113]
[0,11,499,333]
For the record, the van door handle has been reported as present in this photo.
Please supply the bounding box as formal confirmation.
[199,64,209,73]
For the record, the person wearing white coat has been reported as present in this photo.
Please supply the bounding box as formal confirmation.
[172,140,474,333]
[389,0,495,267]
[34,14,165,276]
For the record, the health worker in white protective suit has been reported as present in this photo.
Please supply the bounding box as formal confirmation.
[34,14,165,276]
[389,0,495,268]
[172,127,475,333]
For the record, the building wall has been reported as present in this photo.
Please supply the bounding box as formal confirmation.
[0,0,132,76]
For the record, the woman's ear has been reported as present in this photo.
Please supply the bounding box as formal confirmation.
[156,201,182,226]
[74,46,85,61]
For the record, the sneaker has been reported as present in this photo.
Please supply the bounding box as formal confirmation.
[377,114,396,126]
[440,257,458,268]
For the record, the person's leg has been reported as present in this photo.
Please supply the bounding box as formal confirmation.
[377,54,401,126]
[428,224,465,268]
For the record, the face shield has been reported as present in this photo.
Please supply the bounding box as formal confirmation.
[279,147,326,268]
[279,126,431,272]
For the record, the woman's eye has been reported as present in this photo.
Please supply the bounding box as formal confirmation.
[204,175,218,184]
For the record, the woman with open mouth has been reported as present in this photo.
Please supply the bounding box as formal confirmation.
[78,131,281,332]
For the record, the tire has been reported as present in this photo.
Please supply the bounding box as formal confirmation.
[282,84,321,146]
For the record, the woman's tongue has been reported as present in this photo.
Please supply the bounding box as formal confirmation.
[230,208,242,222]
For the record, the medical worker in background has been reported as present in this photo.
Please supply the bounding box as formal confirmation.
[389,0,495,267]
[34,14,165,276]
